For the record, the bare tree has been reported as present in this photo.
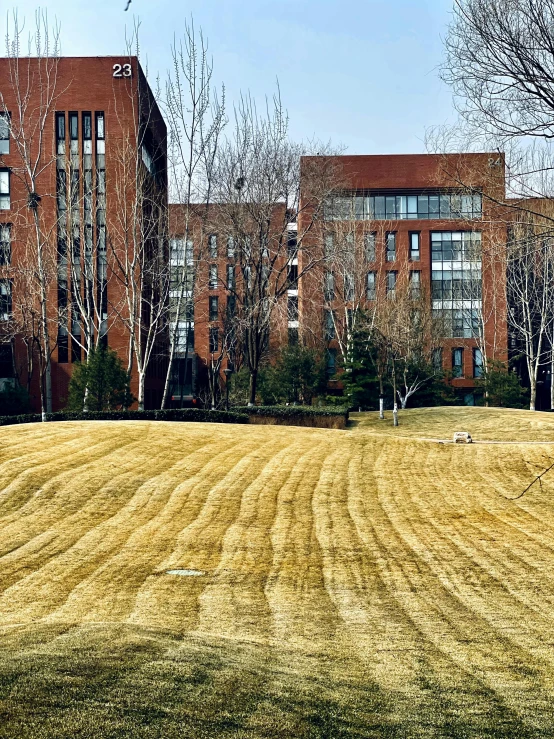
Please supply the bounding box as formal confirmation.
[160,21,225,408]
[507,208,554,410]
[211,93,337,405]
[0,12,63,418]
[108,40,169,411]
[443,0,554,145]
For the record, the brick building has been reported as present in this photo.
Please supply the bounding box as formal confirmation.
[0,56,167,412]
[296,153,509,404]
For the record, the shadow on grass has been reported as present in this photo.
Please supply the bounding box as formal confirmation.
[0,625,550,739]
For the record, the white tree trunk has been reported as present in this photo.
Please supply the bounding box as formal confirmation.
[379,396,384,420]
[137,370,146,412]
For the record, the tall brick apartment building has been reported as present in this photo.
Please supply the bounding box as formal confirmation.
[0,56,167,412]
[296,153,508,403]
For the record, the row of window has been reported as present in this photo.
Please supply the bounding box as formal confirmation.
[324,231,421,262]
[451,347,483,378]
[325,192,483,222]
[323,269,421,301]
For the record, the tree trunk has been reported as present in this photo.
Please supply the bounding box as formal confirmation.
[392,361,399,427]
[248,369,258,406]
[530,377,537,411]
[137,370,146,412]
[379,377,384,420]
[551,350,554,411]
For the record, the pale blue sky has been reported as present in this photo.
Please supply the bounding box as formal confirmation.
[2,0,456,153]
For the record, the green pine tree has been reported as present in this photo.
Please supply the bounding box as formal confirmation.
[67,345,134,412]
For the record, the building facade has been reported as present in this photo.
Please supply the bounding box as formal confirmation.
[297,153,509,403]
[0,56,167,412]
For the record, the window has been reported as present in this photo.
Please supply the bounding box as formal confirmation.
[227,236,235,258]
[288,327,299,345]
[344,273,354,301]
[0,170,10,210]
[287,231,297,256]
[209,264,218,290]
[324,309,335,340]
[170,238,193,266]
[69,112,78,156]
[287,294,299,322]
[386,271,397,296]
[209,296,219,322]
[58,333,68,364]
[366,271,376,300]
[0,113,9,155]
[452,348,464,378]
[324,233,334,258]
[324,272,334,301]
[0,343,12,377]
[209,327,219,353]
[365,232,376,262]
[288,263,298,288]
[473,348,484,378]
[208,234,217,258]
[385,232,396,261]
[432,348,443,374]
[409,232,420,261]
[82,112,92,141]
[410,270,421,299]
[227,264,235,290]
[95,112,105,140]
[0,224,10,265]
[0,280,11,320]
[324,191,482,221]
[326,348,337,378]
[55,112,65,154]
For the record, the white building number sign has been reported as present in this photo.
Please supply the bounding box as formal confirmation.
[113,63,132,78]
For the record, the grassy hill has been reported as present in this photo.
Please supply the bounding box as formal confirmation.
[2,410,554,737]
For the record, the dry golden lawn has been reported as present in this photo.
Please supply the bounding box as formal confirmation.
[2,410,554,737]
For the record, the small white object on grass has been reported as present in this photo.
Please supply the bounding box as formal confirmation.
[453,431,472,444]
[166,569,205,577]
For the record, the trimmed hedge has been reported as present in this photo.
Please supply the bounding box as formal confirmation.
[235,405,349,429]
[0,408,248,427]
[235,405,349,418]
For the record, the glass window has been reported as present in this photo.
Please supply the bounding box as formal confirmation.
[227,264,235,290]
[0,280,12,320]
[209,264,218,290]
[452,348,464,377]
[82,112,92,141]
[324,233,334,257]
[365,232,376,261]
[324,309,335,340]
[209,327,219,353]
[385,232,396,261]
[69,112,78,141]
[0,224,11,265]
[473,348,484,378]
[409,232,420,261]
[326,348,337,377]
[208,234,217,258]
[56,112,65,141]
[324,272,334,302]
[0,113,9,155]
[209,296,219,322]
[226,236,235,258]
[386,271,397,296]
[288,263,298,288]
[288,294,298,321]
[366,271,376,300]
[410,270,421,299]
[95,112,105,140]
[344,273,354,302]
[0,170,10,210]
